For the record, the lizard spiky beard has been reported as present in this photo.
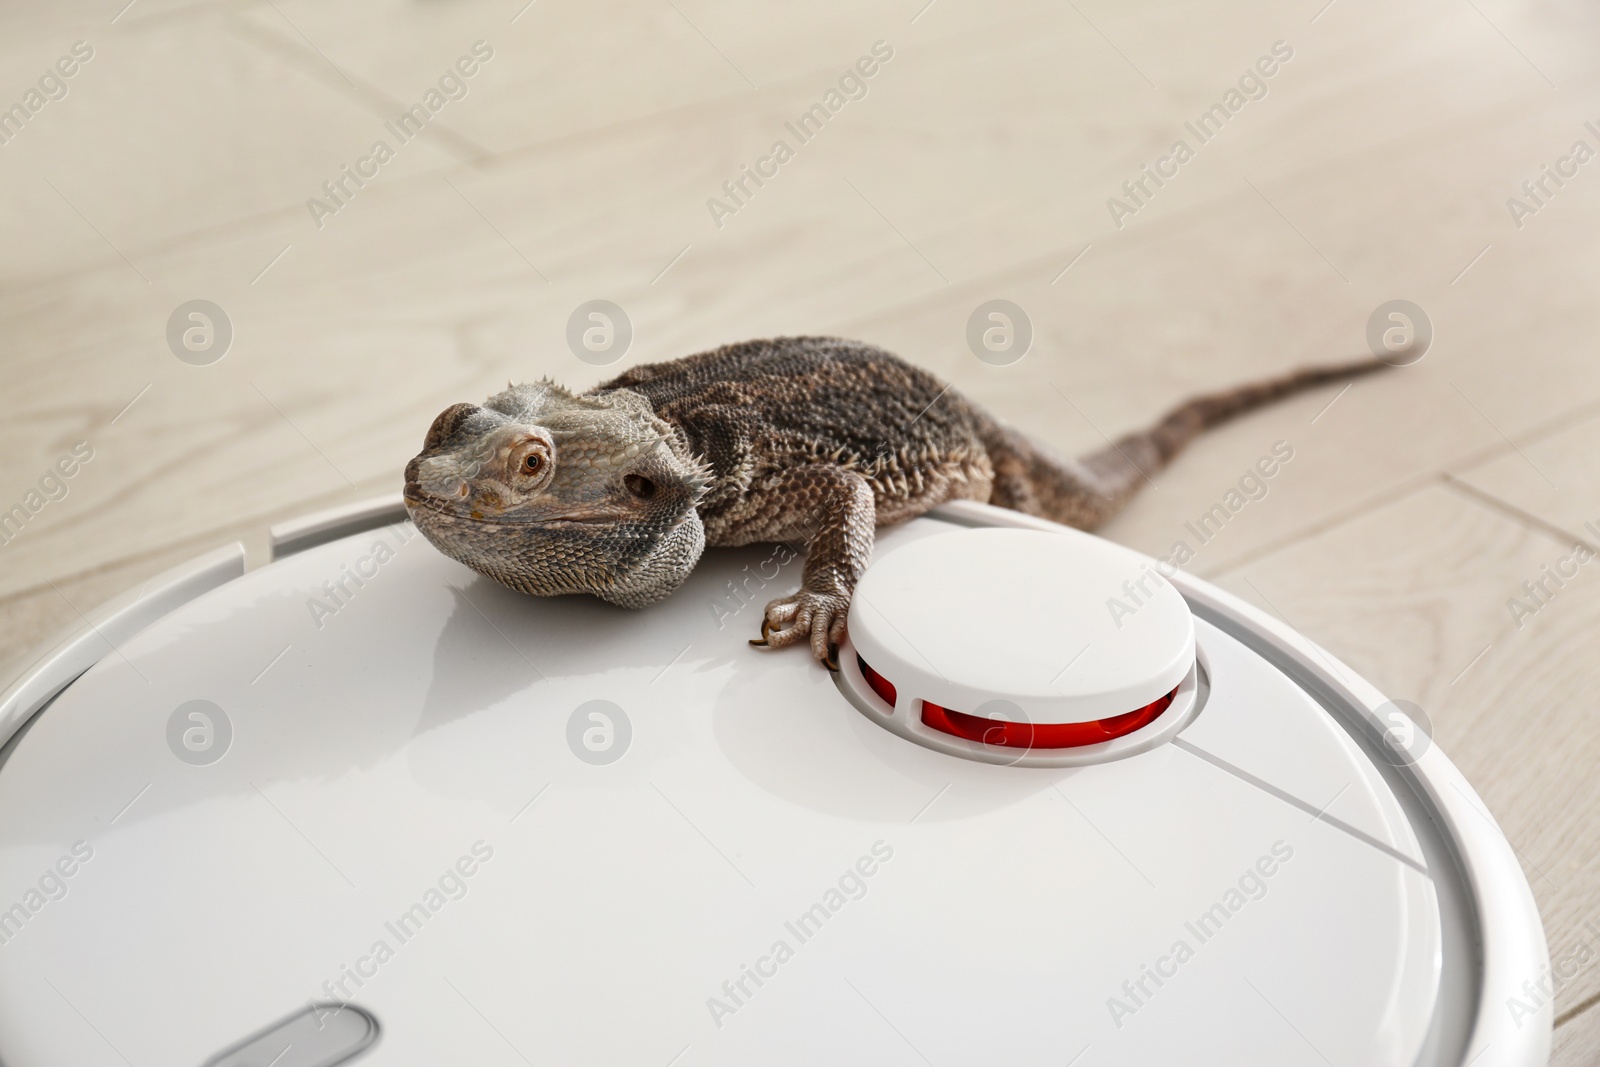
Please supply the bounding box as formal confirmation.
[406,337,1385,666]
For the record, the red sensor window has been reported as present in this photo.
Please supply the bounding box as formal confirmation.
[856,654,1174,747]
[919,689,1175,750]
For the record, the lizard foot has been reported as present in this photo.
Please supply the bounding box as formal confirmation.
[754,590,849,665]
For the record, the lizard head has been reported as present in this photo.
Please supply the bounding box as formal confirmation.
[404,381,711,608]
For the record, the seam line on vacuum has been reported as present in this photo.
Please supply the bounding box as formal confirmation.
[1171,737,1431,878]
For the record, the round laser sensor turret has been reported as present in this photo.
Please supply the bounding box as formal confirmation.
[838,527,1202,766]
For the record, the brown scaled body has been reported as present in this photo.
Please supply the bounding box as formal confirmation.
[405,337,1384,666]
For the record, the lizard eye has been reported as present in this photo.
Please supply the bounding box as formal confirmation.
[521,454,542,476]
[624,474,656,499]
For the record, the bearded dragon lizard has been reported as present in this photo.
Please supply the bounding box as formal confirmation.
[404,337,1382,667]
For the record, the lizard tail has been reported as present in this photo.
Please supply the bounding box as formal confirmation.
[978,355,1390,530]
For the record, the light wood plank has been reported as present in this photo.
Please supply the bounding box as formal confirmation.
[6,43,1600,601]
[0,6,462,287]
[1453,410,1600,546]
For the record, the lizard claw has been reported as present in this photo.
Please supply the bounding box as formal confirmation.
[748,617,775,647]
[757,589,850,665]
[822,644,840,673]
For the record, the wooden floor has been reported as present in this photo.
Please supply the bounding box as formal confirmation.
[3,0,1599,1058]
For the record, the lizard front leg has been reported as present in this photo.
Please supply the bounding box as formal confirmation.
[751,466,876,667]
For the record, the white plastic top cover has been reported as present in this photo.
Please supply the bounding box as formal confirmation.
[0,516,1438,1066]
[849,527,1195,724]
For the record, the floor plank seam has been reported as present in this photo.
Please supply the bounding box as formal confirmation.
[838,96,1562,336]
[1201,388,1600,578]
[1440,472,1598,553]
[224,10,496,164]
[1556,987,1600,1029]
[3,16,1567,302]
[1448,392,1600,473]
[1192,469,1448,580]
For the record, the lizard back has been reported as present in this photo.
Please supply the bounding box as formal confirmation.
[593,337,996,538]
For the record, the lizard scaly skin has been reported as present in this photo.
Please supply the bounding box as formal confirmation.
[404,337,1384,665]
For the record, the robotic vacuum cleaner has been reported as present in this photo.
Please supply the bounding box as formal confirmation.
[0,496,1550,1065]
